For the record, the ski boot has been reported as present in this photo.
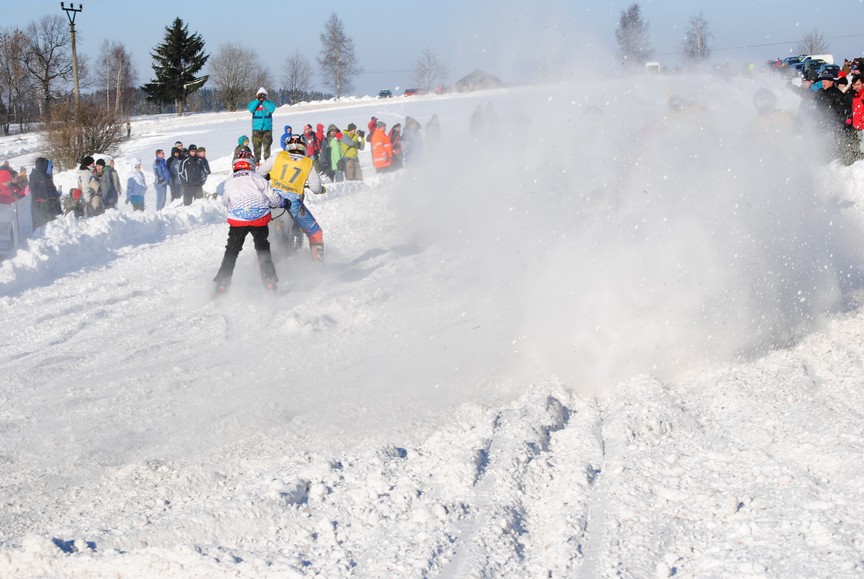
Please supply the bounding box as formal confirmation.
[308,230,324,262]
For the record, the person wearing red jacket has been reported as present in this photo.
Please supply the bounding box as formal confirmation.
[301,124,321,161]
[367,116,378,141]
[851,75,864,159]
[0,167,24,204]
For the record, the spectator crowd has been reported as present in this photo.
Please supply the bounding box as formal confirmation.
[0,105,443,243]
[775,55,864,165]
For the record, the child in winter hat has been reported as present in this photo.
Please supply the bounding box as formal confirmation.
[234,136,253,160]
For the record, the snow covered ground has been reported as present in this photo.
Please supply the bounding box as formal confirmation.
[2,76,864,577]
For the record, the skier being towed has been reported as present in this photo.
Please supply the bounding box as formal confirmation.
[257,134,327,262]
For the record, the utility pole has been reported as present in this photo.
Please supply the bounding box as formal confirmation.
[60,2,83,113]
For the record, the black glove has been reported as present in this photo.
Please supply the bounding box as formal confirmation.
[358,129,365,138]
[263,173,270,181]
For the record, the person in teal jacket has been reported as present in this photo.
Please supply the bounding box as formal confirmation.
[247,87,276,162]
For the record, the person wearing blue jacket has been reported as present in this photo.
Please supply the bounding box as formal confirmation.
[247,87,276,162]
[278,125,293,151]
[152,149,171,211]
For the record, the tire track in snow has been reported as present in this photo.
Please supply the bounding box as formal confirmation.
[439,386,604,577]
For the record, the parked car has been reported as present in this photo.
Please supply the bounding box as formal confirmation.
[803,53,835,65]
[403,88,418,96]
[815,63,841,78]
[796,59,826,77]
[377,89,392,98]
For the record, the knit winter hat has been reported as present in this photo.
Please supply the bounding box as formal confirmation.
[238,135,249,145]
[256,87,268,97]
[346,123,357,131]
[187,144,197,151]
[95,158,106,166]
[80,155,94,169]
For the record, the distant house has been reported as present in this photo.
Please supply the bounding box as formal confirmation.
[454,69,505,92]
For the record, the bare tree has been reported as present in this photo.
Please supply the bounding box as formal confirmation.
[682,13,712,64]
[0,28,36,134]
[615,3,653,67]
[209,43,268,110]
[97,40,137,117]
[794,28,829,55]
[317,13,361,98]
[282,51,314,104]
[25,14,74,115]
[412,48,448,92]
[43,100,126,170]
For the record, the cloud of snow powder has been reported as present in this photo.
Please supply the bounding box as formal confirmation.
[393,73,864,391]
[445,1,611,90]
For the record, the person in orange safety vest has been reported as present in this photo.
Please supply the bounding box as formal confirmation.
[370,120,394,173]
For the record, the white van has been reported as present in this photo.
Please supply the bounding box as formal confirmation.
[803,54,834,65]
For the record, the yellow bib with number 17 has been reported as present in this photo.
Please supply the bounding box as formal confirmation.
[271,152,313,195]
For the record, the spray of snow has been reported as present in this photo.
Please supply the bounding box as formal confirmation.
[393,76,864,390]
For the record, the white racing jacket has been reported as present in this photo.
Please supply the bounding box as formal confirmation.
[222,170,283,227]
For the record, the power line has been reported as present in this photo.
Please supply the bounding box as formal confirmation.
[657,32,864,57]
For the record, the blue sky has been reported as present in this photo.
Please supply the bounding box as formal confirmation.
[8,0,864,98]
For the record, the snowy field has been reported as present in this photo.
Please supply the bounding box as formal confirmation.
[2,76,864,577]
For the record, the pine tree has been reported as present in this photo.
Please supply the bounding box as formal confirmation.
[142,18,209,115]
